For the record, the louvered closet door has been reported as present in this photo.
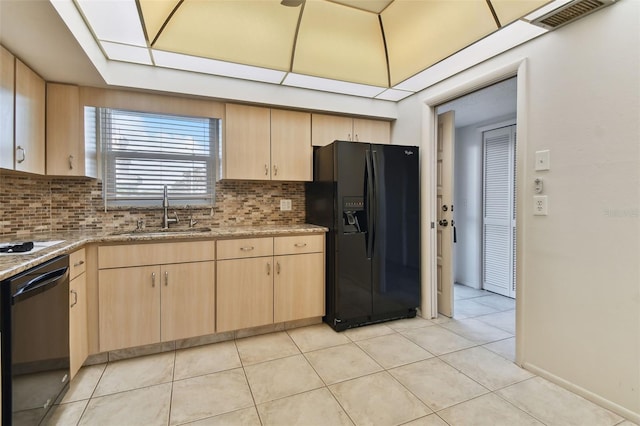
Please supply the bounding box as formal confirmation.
[483,126,516,298]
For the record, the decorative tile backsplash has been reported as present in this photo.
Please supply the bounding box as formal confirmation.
[0,171,305,236]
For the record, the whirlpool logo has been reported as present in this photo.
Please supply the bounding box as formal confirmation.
[404,150,414,156]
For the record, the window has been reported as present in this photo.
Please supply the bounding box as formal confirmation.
[89,107,219,207]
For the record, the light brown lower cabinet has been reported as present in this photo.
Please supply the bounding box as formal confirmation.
[274,252,325,323]
[98,261,215,352]
[216,234,325,332]
[216,257,274,333]
[99,265,160,352]
[160,262,216,342]
[69,271,88,379]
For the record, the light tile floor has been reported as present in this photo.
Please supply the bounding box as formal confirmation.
[48,285,635,426]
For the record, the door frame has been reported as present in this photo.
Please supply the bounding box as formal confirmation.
[419,58,528,365]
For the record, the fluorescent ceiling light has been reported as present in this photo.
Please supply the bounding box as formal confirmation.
[375,88,414,102]
[75,0,146,46]
[283,73,386,98]
[102,42,152,65]
[152,50,286,85]
[394,20,547,92]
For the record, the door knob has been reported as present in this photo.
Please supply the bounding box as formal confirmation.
[439,219,449,227]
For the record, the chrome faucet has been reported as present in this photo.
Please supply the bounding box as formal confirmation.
[162,185,179,229]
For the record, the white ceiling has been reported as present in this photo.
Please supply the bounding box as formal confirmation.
[437,77,517,128]
[0,0,584,104]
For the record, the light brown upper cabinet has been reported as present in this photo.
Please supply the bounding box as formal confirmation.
[223,104,312,181]
[270,109,312,181]
[0,45,14,169]
[14,59,45,174]
[47,83,95,177]
[311,113,391,146]
[223,104,271,180]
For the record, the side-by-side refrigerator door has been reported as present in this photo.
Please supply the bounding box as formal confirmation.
[371,144,420,317]
[334,141,372,328]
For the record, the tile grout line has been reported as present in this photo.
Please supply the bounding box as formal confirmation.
[233,338,265,426]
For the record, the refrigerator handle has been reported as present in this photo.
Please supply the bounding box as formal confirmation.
[365,149,375,259]
[371,149,380,256]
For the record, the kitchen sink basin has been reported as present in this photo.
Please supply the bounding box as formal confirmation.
[110,227,212,236]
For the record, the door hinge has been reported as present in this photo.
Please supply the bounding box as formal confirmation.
[431,222,435,229]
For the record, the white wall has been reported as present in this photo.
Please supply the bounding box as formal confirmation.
[395,0,640,420]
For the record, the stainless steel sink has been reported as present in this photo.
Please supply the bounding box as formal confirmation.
[110,227,212,236]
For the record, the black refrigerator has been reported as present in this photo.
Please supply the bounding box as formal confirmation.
[306,140,420,331]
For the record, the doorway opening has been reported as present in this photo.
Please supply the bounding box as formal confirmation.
[435,77,517,329]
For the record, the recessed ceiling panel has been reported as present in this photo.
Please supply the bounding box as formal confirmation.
[330,0,394,13]
[382,0,498,86]
[139,0,181,43]
[294,1,388,87]
[76,0,146,46]
[490,0,551,26]
[152,0,300,71]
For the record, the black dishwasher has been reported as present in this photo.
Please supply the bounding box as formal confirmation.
[1,255,70,425]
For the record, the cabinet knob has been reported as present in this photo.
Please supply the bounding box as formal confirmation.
[264,164,269,175]
[267,262,271,275]
[73,260,85,267]
[16,146,26,164]
[152,272,156,287]
[294,243,307,248]
[276,262,281,275]
[240,246,254,251]
[165,271,169,286]
[69,155,74,170]
[273,164,278,176]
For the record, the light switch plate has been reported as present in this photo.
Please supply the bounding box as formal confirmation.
[534,195,548,216]
[535,150,550,171]
[280,199,292,211]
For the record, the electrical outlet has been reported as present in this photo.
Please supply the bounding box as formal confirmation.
[280,199,292,211]
[533,195,548,216]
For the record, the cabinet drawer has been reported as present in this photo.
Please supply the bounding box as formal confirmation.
[98,240,215,269]
[274,234,324,255]
[217,238,273,260]
[69,248,86,280]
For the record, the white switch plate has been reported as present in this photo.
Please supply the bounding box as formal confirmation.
[535,150,550,171]
[280,199,292,211]
[533,195,548,216]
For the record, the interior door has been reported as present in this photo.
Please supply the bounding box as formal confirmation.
[437,111,455,317]
[482,125,516,298]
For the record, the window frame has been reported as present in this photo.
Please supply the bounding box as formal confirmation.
[92,106,219,208]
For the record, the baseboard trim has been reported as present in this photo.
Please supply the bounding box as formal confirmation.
[523,362,640,424]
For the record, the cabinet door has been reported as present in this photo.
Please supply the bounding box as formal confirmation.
[311,113,353,147]
[353,118,390,144]
[224,104,271,180]
[70,273,88,379]
[0,45,14,169]
[98,265,161,352]
[161,261,216,341]
[217,257,273,332]
[47,83,84,176]
[274,253,325,323]
[270,109,312,181]
[14,59,45,174]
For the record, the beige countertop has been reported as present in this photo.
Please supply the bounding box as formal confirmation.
[0,224,328,280]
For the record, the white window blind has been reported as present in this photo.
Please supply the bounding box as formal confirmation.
[94,107,218,207]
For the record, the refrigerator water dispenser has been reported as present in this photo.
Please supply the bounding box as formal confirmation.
[343,196,365,234]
